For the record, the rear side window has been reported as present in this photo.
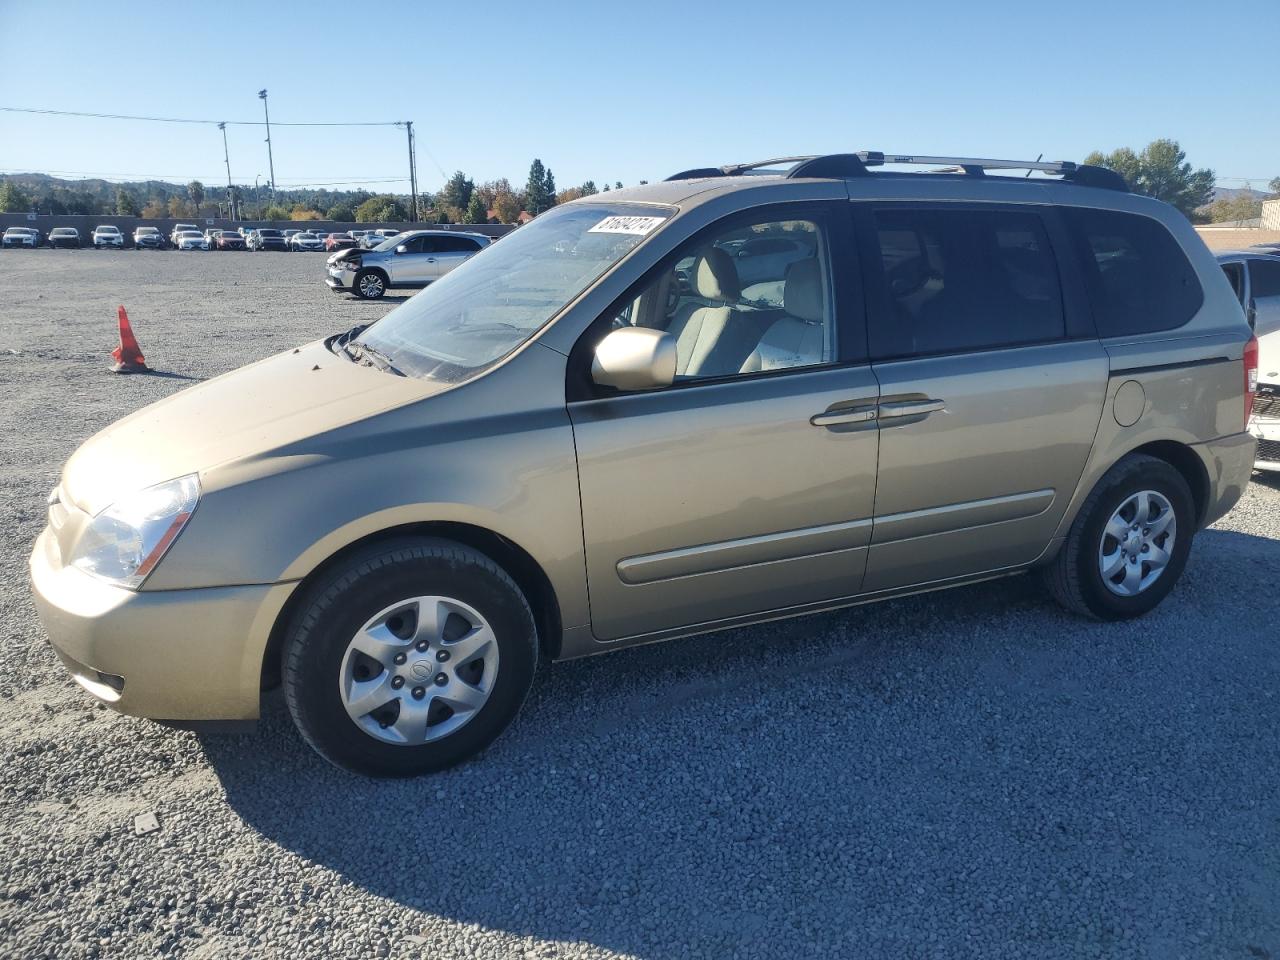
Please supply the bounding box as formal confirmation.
[1062,208,1203,336]
[436,236,481,253]
[1221,262,1245,303]
[1249,258,1280,298]
[866,207,1066,358]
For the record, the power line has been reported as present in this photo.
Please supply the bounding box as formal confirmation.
[0,167,411,186]
[1,105,401,127]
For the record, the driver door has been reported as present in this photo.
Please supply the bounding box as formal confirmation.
[568,203,881,641]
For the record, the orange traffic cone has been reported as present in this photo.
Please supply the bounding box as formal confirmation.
[111,305,149,373]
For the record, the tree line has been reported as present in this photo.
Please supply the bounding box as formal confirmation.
[0,158,646,224]
[3,145,1268,224]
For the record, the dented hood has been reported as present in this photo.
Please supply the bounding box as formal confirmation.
[62,339,442,515]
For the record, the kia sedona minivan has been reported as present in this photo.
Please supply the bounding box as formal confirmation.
[31,152,1257,776]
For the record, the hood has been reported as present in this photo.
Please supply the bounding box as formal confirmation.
[61,339,442,515]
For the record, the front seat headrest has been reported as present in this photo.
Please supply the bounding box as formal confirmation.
[694,248,740,302]
[784,258,824,323]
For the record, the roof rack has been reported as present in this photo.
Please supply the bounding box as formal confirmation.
[665,152,1128,192]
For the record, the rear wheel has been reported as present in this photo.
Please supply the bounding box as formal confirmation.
[1043,454,1194,620]
[283,538,538,777]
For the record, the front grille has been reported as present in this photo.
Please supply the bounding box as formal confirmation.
[1255,391,1280,420]
[1258,438,1280,463]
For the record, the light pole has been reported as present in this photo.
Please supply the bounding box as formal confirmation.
[398,121,418,223]
[258,89,276,203]
[218,122,236,221]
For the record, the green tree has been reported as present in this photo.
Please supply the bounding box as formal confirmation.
[580,180,598,196]
[40,194,67,216]
[543,167,557,208]
[115,189,140,216]
[525,159,551,215]
[167,195,193,218]
[325,202,356,221]
[465,193,490,224]
[1083,139,1214,216]
[0,181,30,212]
[440,171,474,211]
[614,181,623,190]
[492,191,521,224]
[141,197,167,218]
[354,195,407,222]
[187,180,205,214]
[262,204,291,220]
[1270,176,1280,195]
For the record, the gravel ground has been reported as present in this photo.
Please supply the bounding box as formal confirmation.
[1,249,1278,960]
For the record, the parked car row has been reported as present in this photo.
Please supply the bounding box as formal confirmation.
[1,224,418,251]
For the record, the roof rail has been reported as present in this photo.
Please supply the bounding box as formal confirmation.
[664,152,1128,192]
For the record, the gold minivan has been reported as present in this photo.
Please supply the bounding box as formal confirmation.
[31,153,1258,776]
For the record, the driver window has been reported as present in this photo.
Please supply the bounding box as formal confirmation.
[606,218,834,379]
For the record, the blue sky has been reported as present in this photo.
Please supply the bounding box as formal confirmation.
[1,0,1275,195]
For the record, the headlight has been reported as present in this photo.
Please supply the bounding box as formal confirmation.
[70,475,200,588]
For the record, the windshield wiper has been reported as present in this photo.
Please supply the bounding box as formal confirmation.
[347,339,406,377]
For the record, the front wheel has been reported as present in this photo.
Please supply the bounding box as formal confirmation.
[1043,454,1195,620]
[354,269,387,299]
[283,538,538,777]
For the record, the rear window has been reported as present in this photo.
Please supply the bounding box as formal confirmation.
[1062,208,1203,337]
[866,206,1066,358]
[1250,258,1280,298]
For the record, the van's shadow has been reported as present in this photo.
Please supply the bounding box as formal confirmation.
[200,524,1280,956]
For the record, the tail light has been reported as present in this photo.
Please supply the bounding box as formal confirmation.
[1245,334,1259,427]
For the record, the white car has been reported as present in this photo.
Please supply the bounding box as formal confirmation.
[170,223,200,246]
[93,225,124,249]
[2,227,39,248]
[174,230,209,251]
[288,230,325,252]
[1218,251,1280,470]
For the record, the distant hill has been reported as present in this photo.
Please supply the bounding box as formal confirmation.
[1213,185,1277,203]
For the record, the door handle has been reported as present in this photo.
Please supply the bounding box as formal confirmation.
[810,405,877,427]
[877,398,946,420]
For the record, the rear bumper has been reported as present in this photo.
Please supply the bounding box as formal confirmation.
[1250,416,1280,472]
[1194,431,1257,527]
[29,527,296,721]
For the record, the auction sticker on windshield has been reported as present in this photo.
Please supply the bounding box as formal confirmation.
[587,215,665,236]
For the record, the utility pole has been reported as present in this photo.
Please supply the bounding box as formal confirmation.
[218,122,236,221]
[402,121,419,223]
[258,89,276,203]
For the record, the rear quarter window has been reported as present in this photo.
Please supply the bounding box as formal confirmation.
[1062,207,1203,337]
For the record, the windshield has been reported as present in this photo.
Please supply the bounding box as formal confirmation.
[137,227,158,234]
[52,229,75,235]
[259,229,282,237]
[372,232,411,252]
[179,231,201,238]
[6,228,33,235]
[357,203,672,382]
[97,226,119,233]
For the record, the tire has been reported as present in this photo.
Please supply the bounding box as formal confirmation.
[354,269,387,299]
[283,537,538,777]
[1043,453,1195,620]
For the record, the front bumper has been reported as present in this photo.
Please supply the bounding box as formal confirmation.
[29,527,296,721]
[326,264,357,291]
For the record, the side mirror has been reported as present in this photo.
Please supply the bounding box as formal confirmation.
[591,327,676,391]
[1247,298,1257,330]
[395,244,409,255]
